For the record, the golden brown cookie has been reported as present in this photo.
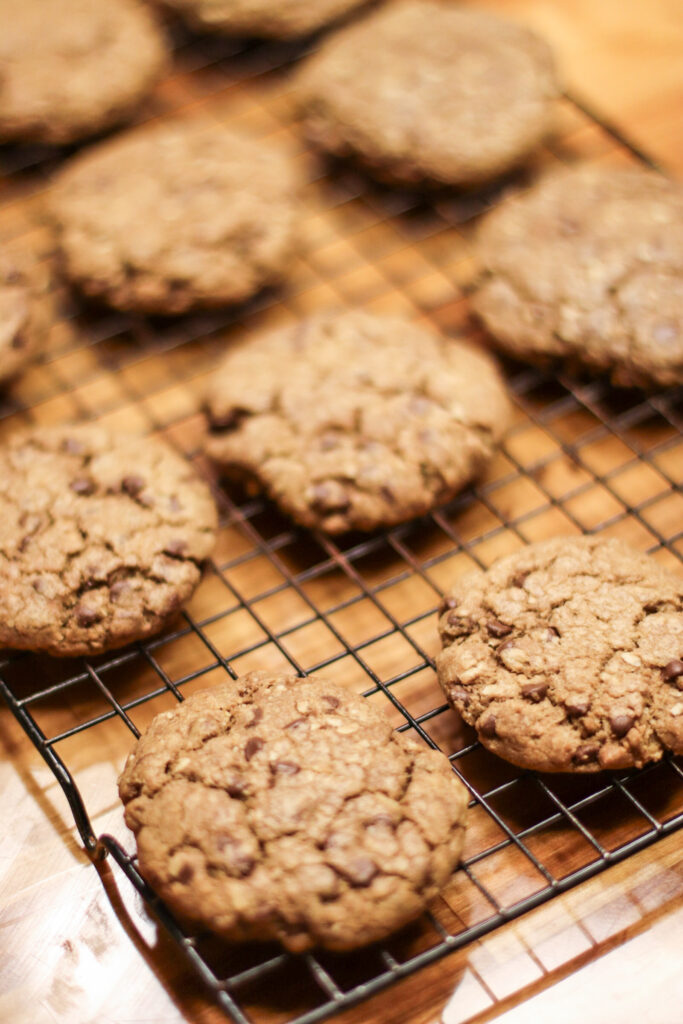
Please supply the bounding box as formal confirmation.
[0,0,167,145]
[118,671,469,951]
[296,0,558,187]
[0,240,51,387]
[437,536,683,772]
[0,425,217,657]
[49,118,302,314]
[472,165,683,388]
[204,311,511,533]
[160,0,371,39]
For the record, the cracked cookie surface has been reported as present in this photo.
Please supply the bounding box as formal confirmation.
[296,0,558,187]
[0,240,51,386]
[472,166,683,388]
[49,118,301,314]
[437,536,683,773]
[162,0,371,39]
[118,671,469,951]
[0,425,217,657]
[204,311,511,533]
[0,0,167,145]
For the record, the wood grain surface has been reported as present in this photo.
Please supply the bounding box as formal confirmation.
[1,2,682,1024]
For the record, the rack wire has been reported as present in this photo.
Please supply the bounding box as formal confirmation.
[0,20,682,1024]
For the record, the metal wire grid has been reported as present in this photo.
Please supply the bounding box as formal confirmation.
[0,25,682,1024]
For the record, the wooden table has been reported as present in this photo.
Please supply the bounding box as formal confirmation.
[1,2,682,1023]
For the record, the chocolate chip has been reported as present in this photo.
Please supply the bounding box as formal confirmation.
[121,475,145,496]
[70,477,95,496]
[247,706,263,727]
[62,438,85,455]
[544,625,560,640]
[510,571,529,589]
[380,486,396,505]
[164,539,188,557]
[479,715,497,739]
[75,604,101,627]
[226,776,248,799]
[234,855,256,877]
[244,737,264,761]
[439,595,459,615]
[285,717,307,730]
[344,856,378,888]
[573,742,600,765]
[11,331,25,350]
[610,712,635,738]
[322,694,340,709]
[209,407,249,432]
[449,685,471,708]
[110,580,130,601]
[487,619,512,638]
[32,577,47,594]
[496,638,516,659]
[522,682,548,702]
[177,863,194,884]
[272,761,300,775]
[565,699,589,717]
[662,660,683,686]
[447,612,475,635]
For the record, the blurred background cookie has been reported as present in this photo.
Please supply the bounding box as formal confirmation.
[296,0,558,187]
[48,117,303,314]
[0,239,51,387]
[0,0,167,145]
[158,0,371,39]
[472,165,683,388]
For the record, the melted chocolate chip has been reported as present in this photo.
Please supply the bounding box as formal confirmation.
[380,486,396,505]
[610,712,635,738]
[522,681,548,702]
[662,660,683,685]
[487,619,513,638]
[70,477,95,496]
[565,699,590,717]
[226,776,248,799]
[496,638,516,659]
[164,539,188,557]
[285,717,307,730]
[75,604,101,627]
[272,761,300,775]
[11,331,25,350]
[479,715,497,739]
[247,706,263,727]
[322,694,340,709]
[244,737,264,761]
[344,856,378,888]
[121,474,145,496]
[573,742,600,765]
[177,863,194,884]
[209,407,249,432]
[510,571,529,589]
[449,685,471,708]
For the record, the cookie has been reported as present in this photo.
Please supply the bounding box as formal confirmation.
[472,165,683,389]
[204,311,511,533]
[161,0,370,39]
[0,425,217,657]
[436,536,683,773]
[48,118,302,314]
[118,670,469,951]
[296,0,558,187]
[0,241,51,387]
[0,0,167,145]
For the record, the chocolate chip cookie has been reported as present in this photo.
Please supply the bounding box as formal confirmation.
[161,0,370,39]
[118,671,469,951]
[0,0,167,145]
[204,311,511,533]
[296,0,558,187]
[437,536,683,772]
[49,118,302,314]
[0,425,217,657]
[0,241,51,387]
[472,165,683,388]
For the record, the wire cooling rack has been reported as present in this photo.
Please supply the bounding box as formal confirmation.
[0,18,682,1024]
